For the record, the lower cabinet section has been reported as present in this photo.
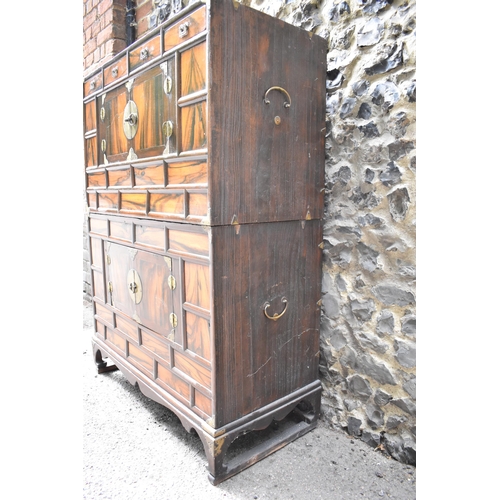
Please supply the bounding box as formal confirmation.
[88,213,322,483]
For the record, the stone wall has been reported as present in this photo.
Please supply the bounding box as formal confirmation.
[241,0,416,464]
[82,0,416,465]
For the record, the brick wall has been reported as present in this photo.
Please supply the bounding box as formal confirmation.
[83,0,128,77]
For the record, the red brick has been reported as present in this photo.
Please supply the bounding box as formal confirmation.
[96,23,114,46]
[83,8,96,31]
[97,0,114,17]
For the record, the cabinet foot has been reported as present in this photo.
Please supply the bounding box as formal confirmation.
[203,386,322,485]
[93,345,118,374]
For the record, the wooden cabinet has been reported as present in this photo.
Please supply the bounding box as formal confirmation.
[84,0,326,484]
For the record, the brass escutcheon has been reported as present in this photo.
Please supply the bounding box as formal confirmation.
[123,100,139,140]
[127,269,143,304]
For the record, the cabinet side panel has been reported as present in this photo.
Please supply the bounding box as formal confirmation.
[208,0,327,225]
[211,220,322,427]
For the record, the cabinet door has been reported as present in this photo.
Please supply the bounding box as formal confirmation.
[98,61,176,164]
[105,243,178,338]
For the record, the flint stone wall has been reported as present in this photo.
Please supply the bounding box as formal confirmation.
[243,0,416,465]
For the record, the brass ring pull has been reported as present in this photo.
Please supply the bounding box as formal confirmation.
[264,297,288,321]
[264,86,291,108]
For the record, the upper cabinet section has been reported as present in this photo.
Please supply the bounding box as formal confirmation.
[84,0,326,227]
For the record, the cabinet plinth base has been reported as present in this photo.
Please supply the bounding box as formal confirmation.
[92,338,321,485]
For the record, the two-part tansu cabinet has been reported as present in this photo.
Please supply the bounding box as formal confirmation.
[83,0,326,484]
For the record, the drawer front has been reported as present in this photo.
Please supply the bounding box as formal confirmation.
[84,72,103,97]
[103,55,127,86]
[164,6,206,51]
[129,33,161,72]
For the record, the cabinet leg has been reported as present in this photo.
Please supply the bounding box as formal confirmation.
[93,346,118,374]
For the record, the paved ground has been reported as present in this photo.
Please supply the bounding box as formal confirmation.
[83,299,416,499]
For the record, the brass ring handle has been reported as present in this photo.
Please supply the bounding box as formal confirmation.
[264,297,288,321]
[263,86,291,108]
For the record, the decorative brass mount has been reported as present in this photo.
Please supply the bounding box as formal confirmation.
[264,297,288,321]
[263,86,291,108]
[123,100,139,140]
[127,269,143,304]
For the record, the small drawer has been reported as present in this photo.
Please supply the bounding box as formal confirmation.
[84,72,103,97]
[129,34,161,72]
[164,6,206,51]
[103,55,127,86]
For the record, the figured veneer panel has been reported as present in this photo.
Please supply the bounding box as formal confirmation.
[188,192,207,217]
[180,101,207,153]
[109,219,133,241]
[96,320,106,339]
[184,262,210,310]
[163,6,206,51]
[129,34,161,72]
[92,270,105,302]
[120,192,147,214]
[149,192,184,216]
[135,224,165,250]
[169,230,209,256]
[132,250,175,336]
[128,342,154,376]
[105,243,135,315]
[100,87,128,160]
[87,170,106,188]
[85,101,96,131]
[134,162,165,187]
[89,217,107,235]
[141,329,171,364]
[157,363,191,401]
[180,41,206,96]
[108,168,132,187]
[88,192,97,210]
[103,55,127,86]
[90,237,103,270]
[98,192,119,212]
[85,137,97,168]
[95,302,113,325]
[107,329,127,356]
[194,389,212,416]
[115,315,140,343]
[173,350,211,390]
[167,160,207,186]
[131,66,169,156]
[185,311,210,360]
[84,72,102,97]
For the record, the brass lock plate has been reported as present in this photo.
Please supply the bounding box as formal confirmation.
[127,269,143,304]
[123,100,139,140]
